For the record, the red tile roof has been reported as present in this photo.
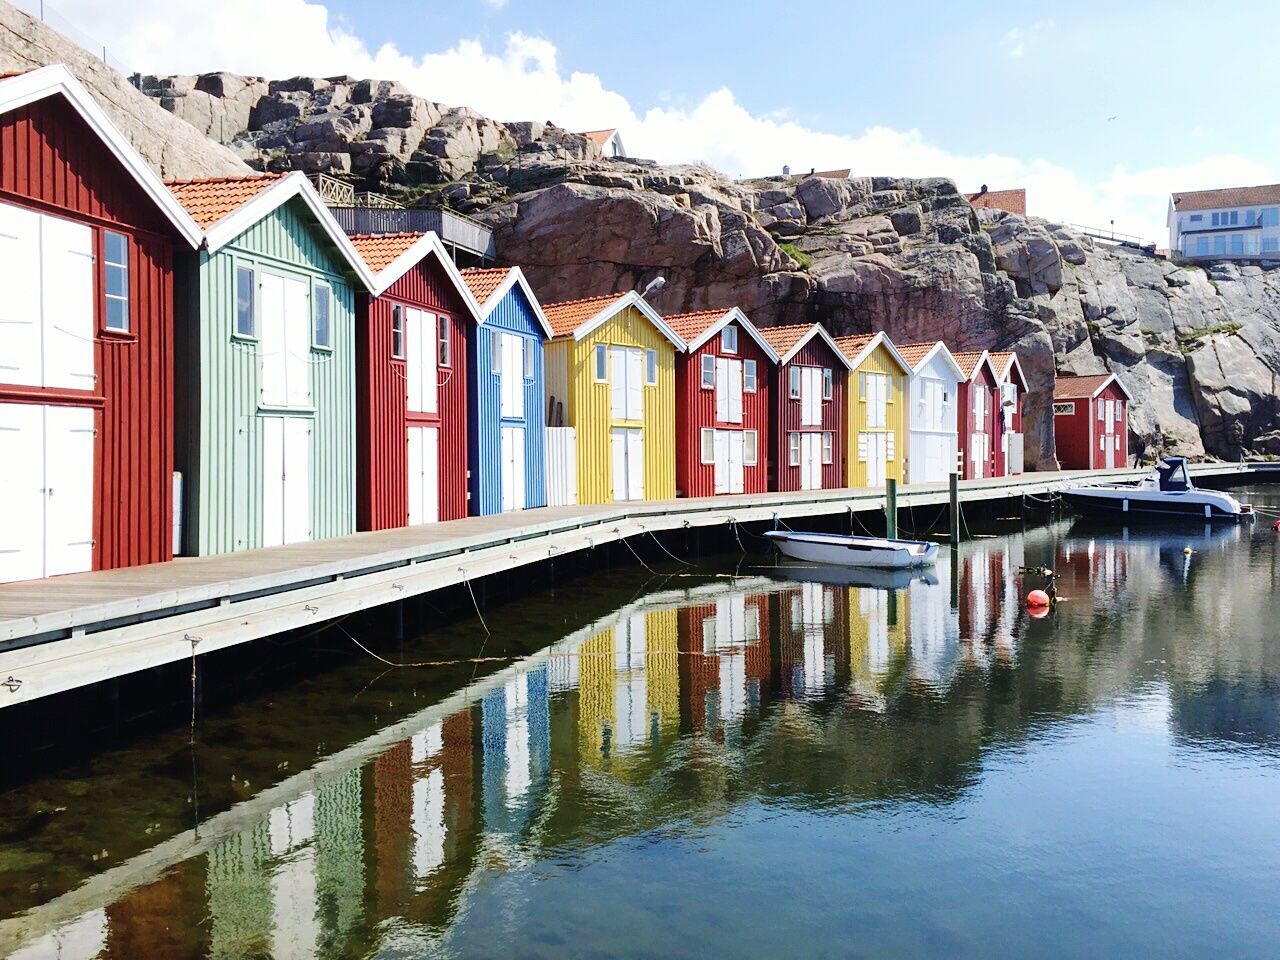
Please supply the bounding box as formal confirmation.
[1054,374,1112,399]
[542,294,623,338]
[894,341,941,368]
[579,129,617,148]
[757,323,815,357]
[834,334,874,364]
[951,351,989,379]
[966,187,1027,216]
[349,232,425,273]
[665,309,731,342]
[1171,183,1280,211]
[166,174,283,228]
[460,266,510,305]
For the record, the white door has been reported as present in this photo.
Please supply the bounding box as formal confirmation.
[0,402,95,583]
[407,425,440,524]
[713,429,729,495]
[610,427,644,501]
[44,405,96,575]
[262,416,311,547]
[864,431,887,487]
[1104,433,1116,469]
[499,333,525,420]
[258,274,312,409]
[800,433,823,490]
[727,430,745,494]
[609,346,644,422]
[971,432,987,478]
[405,309,438,414]
[501,425,526,511]
[800,367,822,426]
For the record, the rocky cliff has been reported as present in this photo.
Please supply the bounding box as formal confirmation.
[136,71,1280,466]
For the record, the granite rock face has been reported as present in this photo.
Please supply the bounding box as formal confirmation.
[136,68,1280,465]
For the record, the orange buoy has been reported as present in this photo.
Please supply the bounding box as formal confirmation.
[1028,604,1051,620]
[1027,589,1051,609]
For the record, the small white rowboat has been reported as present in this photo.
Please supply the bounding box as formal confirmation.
[763,530,938,569]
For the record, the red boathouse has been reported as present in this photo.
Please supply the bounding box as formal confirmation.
[953,351,1000,480]
[989,351,1028,476]
[668,307,778,497]
[352,232,482,530]
[1053,373,1131,470]
[758,324,850,492]
[0,66,201,584]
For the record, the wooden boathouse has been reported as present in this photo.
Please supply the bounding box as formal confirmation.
[897,341,964,485]
[837,332,911,490]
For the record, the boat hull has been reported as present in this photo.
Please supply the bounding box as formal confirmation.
[1061,488,1249,522]
[764,531,938,569]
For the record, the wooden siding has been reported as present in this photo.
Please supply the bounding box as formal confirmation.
[675,323,771,498]
[846,341,907,489]
[467,286,547,515]
[356,255,471,530]
[548,305,677,504]
[1052,398,1089,470]
[957,365,998,480]
[906,354,961,484]
[178,198,356,555]
[0,95,178,572]
[770,338,847,491]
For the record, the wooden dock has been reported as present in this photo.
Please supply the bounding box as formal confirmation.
[0,462,1271,707]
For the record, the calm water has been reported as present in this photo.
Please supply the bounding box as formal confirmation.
[3,494,1280,959]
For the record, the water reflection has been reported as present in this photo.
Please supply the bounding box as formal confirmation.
[4,505,1280,959]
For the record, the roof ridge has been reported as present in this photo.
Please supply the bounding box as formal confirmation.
[543,292,624,309]
[165,172,281,186]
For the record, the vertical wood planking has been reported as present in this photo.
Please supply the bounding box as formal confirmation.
[771,337,847,492]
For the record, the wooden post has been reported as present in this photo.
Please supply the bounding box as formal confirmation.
[949,472,960,545]
[885,478,898,539]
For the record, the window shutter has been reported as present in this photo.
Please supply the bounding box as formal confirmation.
[609,347,626,419]
[626,348,644,420]
[715,357,729,421]
[887,431,895,461]
[39,214,95,391]
[283,277,311,407]
[728,359,743,424]
[858,432,868,462]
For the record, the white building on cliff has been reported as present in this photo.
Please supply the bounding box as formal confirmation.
[1167,184,1280,259]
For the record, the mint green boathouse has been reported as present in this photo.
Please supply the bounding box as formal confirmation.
[170,172,373,556]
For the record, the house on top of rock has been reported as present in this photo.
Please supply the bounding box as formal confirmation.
[578,128,626,159]
[1167,183,1280,260]
[966,185,1027,216]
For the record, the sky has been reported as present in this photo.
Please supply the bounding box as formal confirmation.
[43,0,1280,242]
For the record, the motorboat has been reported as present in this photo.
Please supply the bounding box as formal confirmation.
[1060,457,1253,522]
[763,530,939,569]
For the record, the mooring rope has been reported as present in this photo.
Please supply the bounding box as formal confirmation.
[339,624,516,669]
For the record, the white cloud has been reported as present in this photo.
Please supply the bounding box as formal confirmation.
[53,0,1276,243]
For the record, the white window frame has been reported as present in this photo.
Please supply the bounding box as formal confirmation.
[1053,401,1075,416]
[438,315,452,368]
[789,366,801,399]
[312,281,332,350]
[491,329,503,373]
[234,264,256,339]
[744,429,758,466]
[391,304,405,360]
[788,431,800,466]
[744,359,757,393]
[701,353,715,389]
[595,343,608,382]
[722,325,738,354]
[524,337,535,380]
[821,431,834,464]
[103,230,129,333]
[645,348,658,386]
[822,368,833,400]
[700,427,715,465]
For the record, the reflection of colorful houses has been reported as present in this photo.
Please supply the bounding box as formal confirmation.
[0,66,201,583]
[836,332,911,489]
[678,593,771,731]
[481,666,551,834]
[953,351,1000,480]
[989,351,1028,476]
[846,585,909,696]
[907,564,960,686]
[759,324,850,492]
[777,582,849,698]
[668,307,777,497]
[543,292,686,503]
[576,608,680,758]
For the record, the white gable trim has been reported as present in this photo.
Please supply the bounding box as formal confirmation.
[844,331,911,376]
[572,290,687,349]
[908,341,966,380]
[473,267,553,339]
[0,65,202,247]
[964,350,999,385]
[1090,373,1133,400]
[682,307,781,363]
[779,323,853,369]
[996,352,1029,391]
[361,229,481,320]
[202,172,375,289]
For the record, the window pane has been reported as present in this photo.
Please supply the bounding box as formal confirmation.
[744,359,756,392]
[235,267,254,337]
[789,367,800,397]
[314,285,331,347]
[438,316,451,366]
[702,354,715,387]
[745,430,757,465]
[646,349,657,385]
[723,326,737,352]
[788,432,800,466]
[392,305,404,358]
[701,428,715,464]
[823,368,833,399]
[595,344,607,380]
[525,338,535,379]
[104,231,128,266]
[105,264,127,298]
[492,330,503,373]
[106,296,128,332]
